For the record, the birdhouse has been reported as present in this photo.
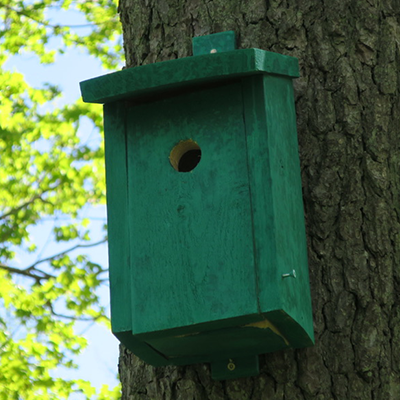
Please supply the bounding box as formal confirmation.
[80,31,314,380]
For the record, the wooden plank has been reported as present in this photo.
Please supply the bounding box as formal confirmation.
[105,101,171,365]
[80,49,299,104]
[261,74,314,347]
[192,31,236,56]
[103,101,132,334]
[241,75,279,313]
[126,83,259,340]
[242,75,314,347]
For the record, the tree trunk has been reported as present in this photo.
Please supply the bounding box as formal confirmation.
[117,0,400,398]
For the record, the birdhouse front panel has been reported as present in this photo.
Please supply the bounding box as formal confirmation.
[126,82,260,336]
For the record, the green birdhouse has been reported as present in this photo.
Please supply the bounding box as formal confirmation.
[80,31,314,380]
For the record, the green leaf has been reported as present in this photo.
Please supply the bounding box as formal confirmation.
[0,0,122,398]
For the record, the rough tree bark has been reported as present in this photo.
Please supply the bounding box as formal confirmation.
[116,0,400,398]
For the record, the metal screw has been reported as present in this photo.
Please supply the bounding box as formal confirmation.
[282,269,296,279]
[227,359,235,371]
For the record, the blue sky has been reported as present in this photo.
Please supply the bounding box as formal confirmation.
[4,16,123,398]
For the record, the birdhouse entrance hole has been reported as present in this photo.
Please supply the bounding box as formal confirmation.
[170,140,201,172]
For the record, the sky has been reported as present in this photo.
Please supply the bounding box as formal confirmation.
[3,7,123,398]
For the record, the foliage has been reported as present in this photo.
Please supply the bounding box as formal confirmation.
[0,0,122,398]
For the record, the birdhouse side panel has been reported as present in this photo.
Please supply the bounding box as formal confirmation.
[126,83,259,337]
[241,76,280,312]
[103,102,133,334]
[263,75,314,345]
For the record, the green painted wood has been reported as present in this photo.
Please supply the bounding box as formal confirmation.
[114,331,169,367]
[104,102,170,367]
[241,76,279,314]
[103,102,131,334]
[192,31,236,56]
[211,355,259,381]
[242,74,314,348]
[80,48,299,105]
[145,321,288,361]
[261,74,314,346]
[126,82,258,337]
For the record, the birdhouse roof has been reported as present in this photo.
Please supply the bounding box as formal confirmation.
[80,48,299,104]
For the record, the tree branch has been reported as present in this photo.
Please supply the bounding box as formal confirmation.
[26,238,107,271]
[0,263,55,282]
[0,184,58,221]
[0,239,106,283]
[0,194,43,221]
[48,306,103,322]
[0,3,117,29]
